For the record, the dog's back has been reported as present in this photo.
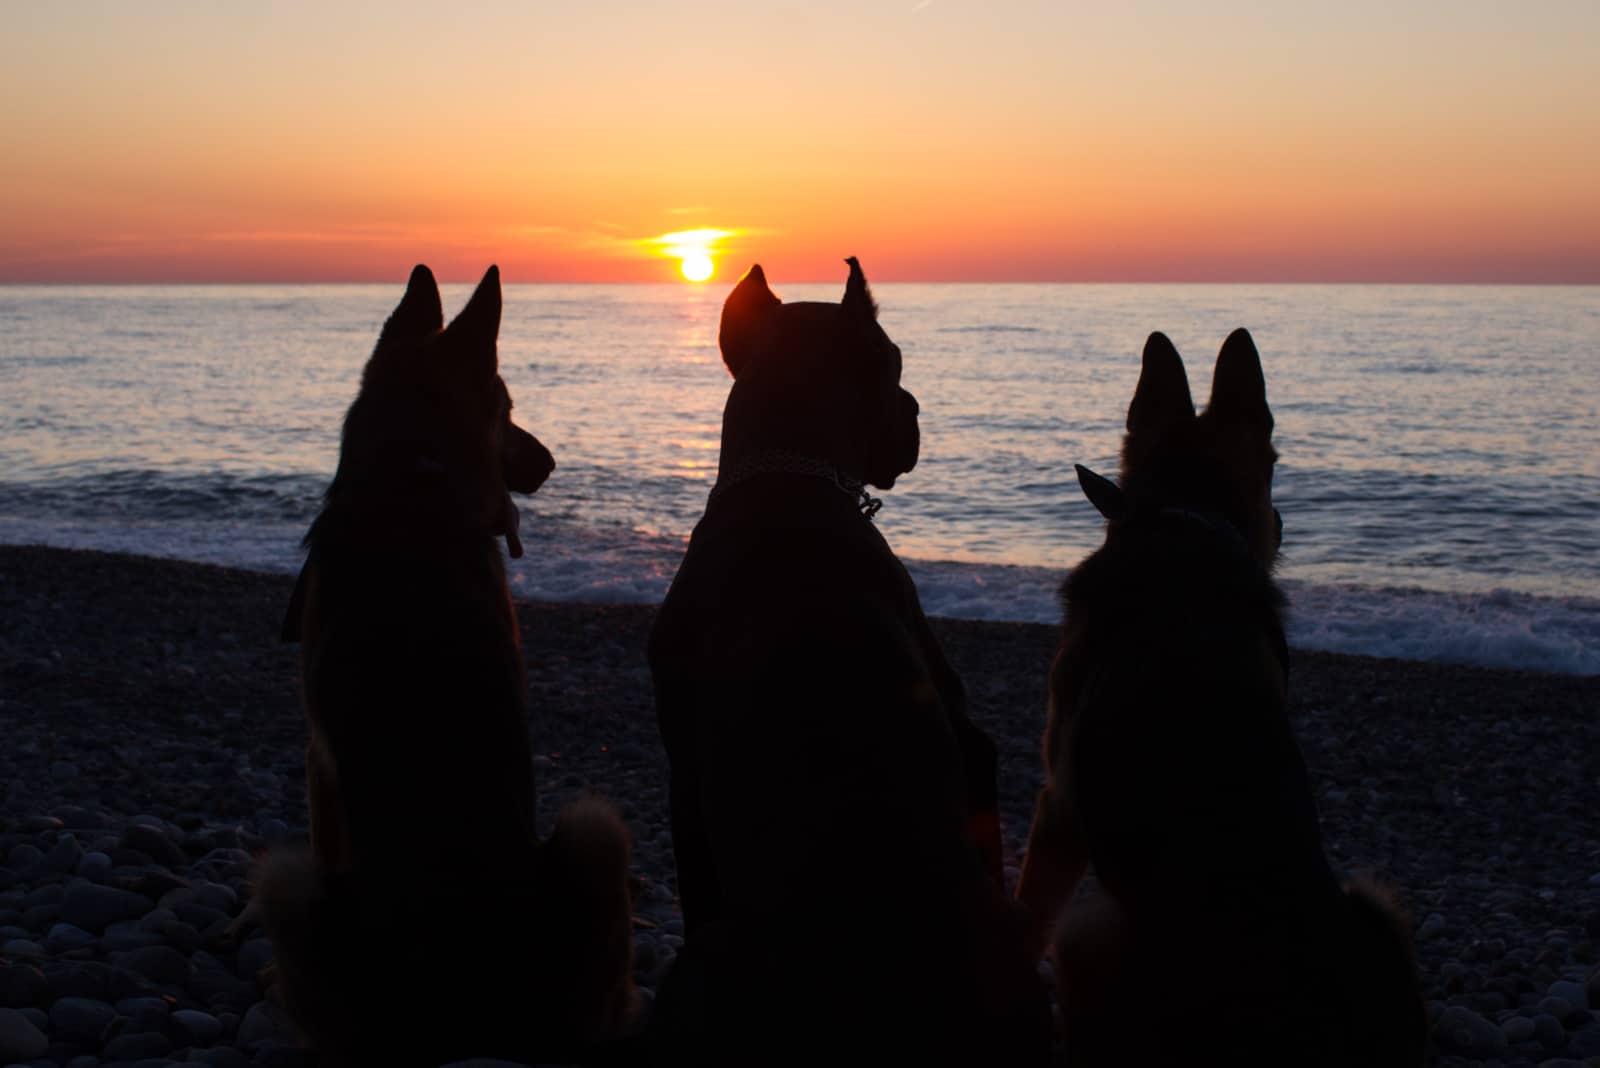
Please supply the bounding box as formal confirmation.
[1022,331,1424,1065]
[259,267,634,1066]
[649,263,1049,1066]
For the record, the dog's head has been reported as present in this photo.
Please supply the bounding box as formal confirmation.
[342,264,554,556]
[1078,328,1280,567]
[717,258,919,489]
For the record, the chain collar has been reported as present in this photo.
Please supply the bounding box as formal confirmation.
[708,450,883,520]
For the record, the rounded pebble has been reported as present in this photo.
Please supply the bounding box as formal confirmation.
[0,1005,49,1062]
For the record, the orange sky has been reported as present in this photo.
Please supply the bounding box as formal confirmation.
[3,2,1597,283]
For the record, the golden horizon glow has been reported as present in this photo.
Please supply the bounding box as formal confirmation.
[2,5,1597,284]
[644,229,733,285]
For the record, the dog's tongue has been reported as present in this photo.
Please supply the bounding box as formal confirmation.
[501,494,524,559]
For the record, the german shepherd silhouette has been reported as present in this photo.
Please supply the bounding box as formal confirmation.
[259,265,636,1066]
[1018,330,1425,1065]
[648,260,1050,1066]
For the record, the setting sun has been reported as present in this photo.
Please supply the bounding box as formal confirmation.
[680,251,714,282]
[644,228,734,284]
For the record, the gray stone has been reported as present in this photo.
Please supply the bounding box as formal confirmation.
[157,920,201,955]
[101,919,165,952]
[235,1001,295,1049]
[45,922,97,954]
[116,994,171,1032]
[53,806,106,830]
[1549,979,1589,1009]
[6,844,43,873]
[50,995,117,1044]
[1504,1015,1537,1042]
[1569,1026,1600,1057]
[76,851,114,882]
[171,1008,223,1045]
[0,1006,49,1062]
[186,1045,251,1068]
[158,889,196,912]
[121,826,187,869]
[44,961,116,1001]
[101,1029,173,1060]
[50,760,80,781]
[42,835,84,874]
[60,884,155,933]
[175,904,227,931]
[2,938,45,956]
[117,945,192,987]
[0,961,48,1007]
[191,883,237,915]
[64,1055,100,1068]
[187,953,255,1011]
[1533,1012,1567,1048]
[1434,1005,1508,1055]
[20,884,63,909]
[235,939,273,982]
[1540,994,1572,1013]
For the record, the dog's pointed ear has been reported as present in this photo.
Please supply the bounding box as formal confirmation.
[1207,327,1273,431]
[719,264,781,378]
[443,265,502,375]
[1076,464,1128,522]
[1127,331,1194,437]
[842,256,878,320]
[379,264,444,345]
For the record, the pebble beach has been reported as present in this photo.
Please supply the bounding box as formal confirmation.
[1,545,1596,1067]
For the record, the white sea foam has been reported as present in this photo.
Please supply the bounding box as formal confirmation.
[3,516,1595,676]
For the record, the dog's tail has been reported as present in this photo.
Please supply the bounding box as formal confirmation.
[1340,877,1428,1066]
[539,797,640,1043]
[252,845,349,1053]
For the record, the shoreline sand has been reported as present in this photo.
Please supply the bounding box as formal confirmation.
[2,545,1597,1065]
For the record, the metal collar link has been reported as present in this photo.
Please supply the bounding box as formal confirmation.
[710,450,883,521]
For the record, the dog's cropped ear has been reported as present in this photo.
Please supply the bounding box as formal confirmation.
[378,265,444,346]
[442,265,502,376]
[719,264,781,378]
[1075,464,1128,522]
[1206,327,1273,432]
[842,256,878,320]
[1127,331,1194,438]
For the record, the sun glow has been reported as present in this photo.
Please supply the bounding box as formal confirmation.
[645,228,735,284]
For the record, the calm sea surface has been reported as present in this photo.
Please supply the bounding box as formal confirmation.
[2,283,1596,674]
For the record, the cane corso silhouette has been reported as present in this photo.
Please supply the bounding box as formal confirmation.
[1018,330,1425,1065]
[648,260,1050,1066]
[259,265,636,1066]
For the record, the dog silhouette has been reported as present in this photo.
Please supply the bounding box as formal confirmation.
[649,260,1050,1066]
[260,265,636,1066]
[1019,329,1425,1066]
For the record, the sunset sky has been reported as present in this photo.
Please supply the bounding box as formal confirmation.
[4,1,1597,284]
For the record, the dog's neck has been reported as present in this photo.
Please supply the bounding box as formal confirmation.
[307,454,515,555]
[708,449,882,520]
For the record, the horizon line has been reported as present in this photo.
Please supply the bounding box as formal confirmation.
[2,277,1598,288]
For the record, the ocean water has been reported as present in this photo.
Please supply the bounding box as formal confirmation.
[1,282,1596,675]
